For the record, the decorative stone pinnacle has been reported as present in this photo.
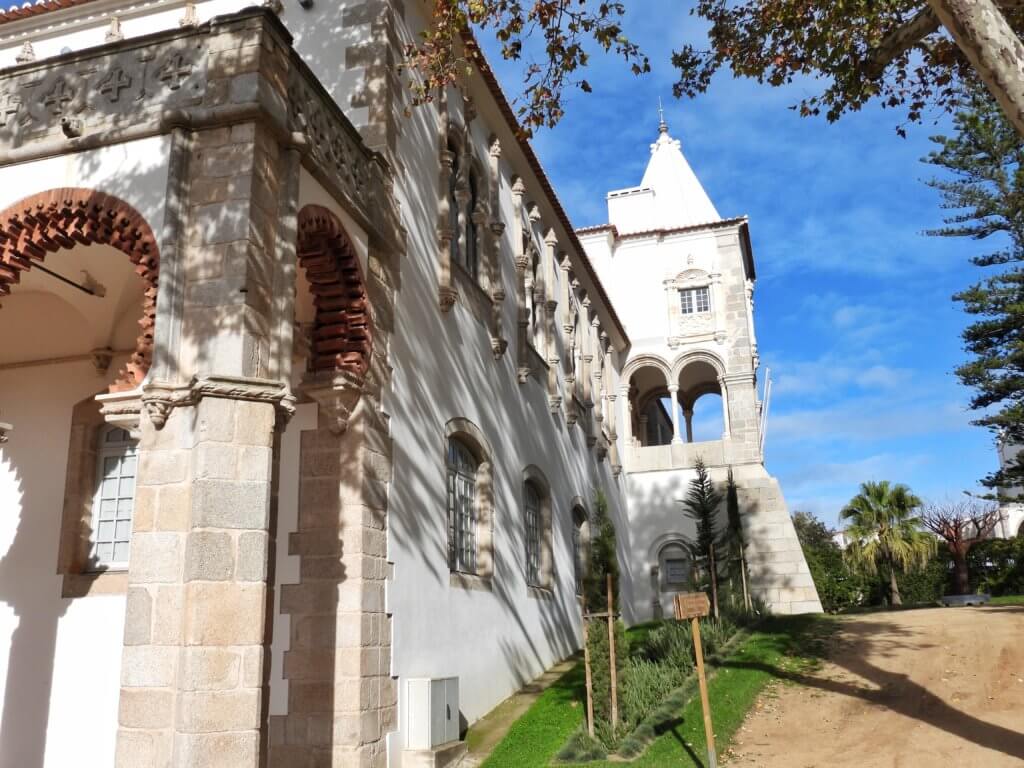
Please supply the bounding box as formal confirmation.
[16,41,35,64]
[105,15,124,43]
[179,2,199,27]
[658,97,668,134]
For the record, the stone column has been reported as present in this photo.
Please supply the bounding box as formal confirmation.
[719,377,733,439]
[638,414,649,448]
[118,113,298,767]
[668,385,683,445]
[683,408,694,443]
[511,178,531,382]
[710,271,726,343]
[271,239,398,768]
[544,229,562,413]
[618,385,633,449]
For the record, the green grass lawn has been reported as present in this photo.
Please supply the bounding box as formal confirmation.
[481,615,831,768]
[989,594,1024,605]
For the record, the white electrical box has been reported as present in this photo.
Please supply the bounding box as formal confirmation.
[406,677,460,749]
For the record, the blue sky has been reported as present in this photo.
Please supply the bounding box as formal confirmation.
[478,2,997,527]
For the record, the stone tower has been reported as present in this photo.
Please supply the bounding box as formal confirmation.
[579,118,822,618]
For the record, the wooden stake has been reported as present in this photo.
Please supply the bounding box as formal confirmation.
[691,616,718,768]
[709,544,720,620]
[739,545,751,612]
[581,600,595,738]
[606,572,619,729]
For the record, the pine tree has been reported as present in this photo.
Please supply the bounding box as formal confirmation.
[584,489,619,614]
[923,90,1024,493]
[683,458,723,559]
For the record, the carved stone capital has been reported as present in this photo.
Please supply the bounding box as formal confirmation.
[439,285,459,312]
[141,375,297,430]
[97,387,144,438]
[91,347,114,375]
[517,367,531,384]
[491,337,508,359]
[300,369,365,435]
[548,395,562,414]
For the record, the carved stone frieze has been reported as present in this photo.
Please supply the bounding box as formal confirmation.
[287,69,395,241]
[141,375,297,430]
[0,41,206,145]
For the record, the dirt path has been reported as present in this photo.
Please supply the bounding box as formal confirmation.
[728,606,1024,768]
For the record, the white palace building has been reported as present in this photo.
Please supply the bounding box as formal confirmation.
[0,2,820,766]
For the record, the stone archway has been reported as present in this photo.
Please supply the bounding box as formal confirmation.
[0,188,159,391]
[296,205,373,376]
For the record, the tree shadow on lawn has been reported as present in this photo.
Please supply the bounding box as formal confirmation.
[726,614,1024,762]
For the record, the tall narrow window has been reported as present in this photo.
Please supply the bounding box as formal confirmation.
[90,425,137,569]
[448,139,461,269]
[466,170,480,280]
[447,437,478,573]
[572,506,588,595]
[524,481,542,586]
[680,286,711,315]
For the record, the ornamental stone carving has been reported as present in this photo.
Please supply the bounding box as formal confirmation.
[141,375,297,430]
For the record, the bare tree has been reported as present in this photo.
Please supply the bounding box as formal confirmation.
[921,498,1005,595]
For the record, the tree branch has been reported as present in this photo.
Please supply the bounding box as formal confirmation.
[865,0,1024,80]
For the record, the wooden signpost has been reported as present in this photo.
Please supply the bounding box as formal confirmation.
[674,592,717,768]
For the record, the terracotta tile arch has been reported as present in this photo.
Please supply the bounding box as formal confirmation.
[297,204,372,376]
[0,187,159,391]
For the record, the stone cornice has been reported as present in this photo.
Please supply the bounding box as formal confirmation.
[142,374,297,429]
[0,7,400,250]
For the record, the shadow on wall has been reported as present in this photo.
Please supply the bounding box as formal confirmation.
[0,448,67,768]
[0,137,189,764]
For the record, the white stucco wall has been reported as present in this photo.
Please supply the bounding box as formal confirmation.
[378,0,631,746]
[0,139,169,766]
[0,362,130,768]
[0,0,251,67]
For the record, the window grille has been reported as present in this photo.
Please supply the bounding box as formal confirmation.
[572,515,584,595]
[524,482,541,585]
[448,140,461,267]
[680,286,711,315]
[466,172,480,280]
[664,557,689,585]
[90,426,137,569]
[447,438,478,573]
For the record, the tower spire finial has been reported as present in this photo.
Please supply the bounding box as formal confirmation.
[658,97,668,134]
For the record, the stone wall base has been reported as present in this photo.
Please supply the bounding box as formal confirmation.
[728,464,823,615]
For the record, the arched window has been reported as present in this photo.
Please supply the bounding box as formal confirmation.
[447,437,478,574]
[659,542,691,590]
[572,505,590,595]
[522,466,554,591]
[447,138,461,269]
[90,425,137,568]
[524,481,542,585]
[466,170,481,280]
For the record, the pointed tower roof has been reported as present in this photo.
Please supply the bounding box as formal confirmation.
[606,113,720,234]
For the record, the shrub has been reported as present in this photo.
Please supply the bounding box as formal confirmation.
[968,537,1024,595]
[584,618,627,731]
[619,658,685,729]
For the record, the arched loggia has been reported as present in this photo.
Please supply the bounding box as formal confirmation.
[0,188,159,391]
[296,205,373,376]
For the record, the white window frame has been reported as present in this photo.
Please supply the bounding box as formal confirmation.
[88,425,137,571]
[680,286,711,315]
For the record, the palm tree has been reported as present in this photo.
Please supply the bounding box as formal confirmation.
[840,481,936,607]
